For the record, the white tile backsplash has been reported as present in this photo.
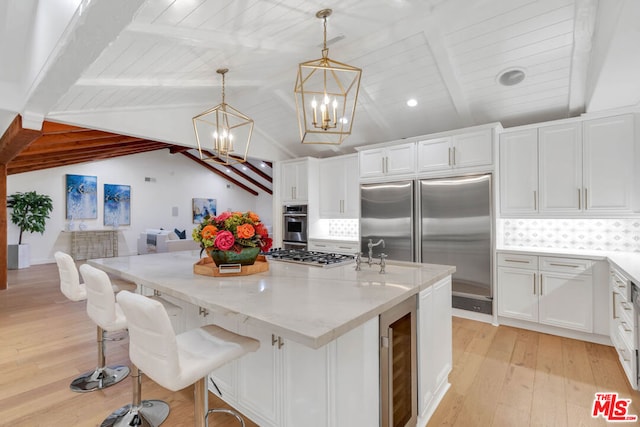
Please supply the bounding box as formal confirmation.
[500,218,640,252]
[326,219,359,239]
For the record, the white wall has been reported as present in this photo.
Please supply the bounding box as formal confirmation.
[7,149,273,265]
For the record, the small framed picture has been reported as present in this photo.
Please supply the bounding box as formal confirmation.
[192,198,217,223]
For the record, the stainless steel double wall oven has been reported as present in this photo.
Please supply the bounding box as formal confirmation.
[282,205,308,250]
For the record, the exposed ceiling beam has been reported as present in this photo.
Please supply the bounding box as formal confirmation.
[180,151,259,196]
[200,150,272,195]
[568,0,598,116]
[0,115,42,163]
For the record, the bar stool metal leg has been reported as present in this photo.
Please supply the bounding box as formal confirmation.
[70,326,129,392]
[100,365,170,427]
[196,377,245,427]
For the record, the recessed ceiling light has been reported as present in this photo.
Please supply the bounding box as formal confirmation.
[407,99,418,107]
[260,163,266,168]
[497,67,526,86]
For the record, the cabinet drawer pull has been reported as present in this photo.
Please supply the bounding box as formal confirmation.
[540,274,543,295]
[548,263,580,268]
[448,148,452,166]
[621,302,633,311]
[621,321,632,333]
[619,347,630,362]
[533,191,537,211]
[452,147,456,165]
[337,246,351,250]
[613,292,618,319]
[504,259,530,264]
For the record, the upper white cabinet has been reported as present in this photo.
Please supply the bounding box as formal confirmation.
[418,128,493,173]
[359,142,415,179]
[583,114,635,212]
[499,129,538,214]
[281,159,309,204]
[538,123,582,213]
[499,113,638,216]
[318,154,359,218]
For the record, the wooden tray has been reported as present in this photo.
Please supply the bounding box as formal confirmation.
[194,255,269,277]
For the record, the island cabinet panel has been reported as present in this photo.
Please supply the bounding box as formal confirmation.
[417,276,453,424]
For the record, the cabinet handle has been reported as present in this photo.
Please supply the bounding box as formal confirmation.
[385,157,389,174]
[613,292,618,319]
[548,263,580,268]
[448,148,452,166]
[452,147,456,165]
[620,348,630,362]
[271,334,278,346]
[278,336,285,349]
[578,188,581,210]
[504,258,530,264]
[621,321,632,333]
[381,158,385,174]
[533,191,537,211]
[621,302,633,311]
[584,188,587,210]
[533,273,536,295]
[540,274,543,295]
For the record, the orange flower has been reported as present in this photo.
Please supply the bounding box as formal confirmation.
[248,211,260,222]
[236,223,255,239]
[201,225,218,240]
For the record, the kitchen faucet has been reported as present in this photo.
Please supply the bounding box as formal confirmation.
[367,239,385,266]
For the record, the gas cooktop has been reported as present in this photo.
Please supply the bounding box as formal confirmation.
[267,249,355,268]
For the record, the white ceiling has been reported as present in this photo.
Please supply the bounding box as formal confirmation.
[2,0,640,162]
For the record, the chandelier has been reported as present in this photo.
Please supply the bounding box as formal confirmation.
[192,68,254,165]
[294,9,362,145]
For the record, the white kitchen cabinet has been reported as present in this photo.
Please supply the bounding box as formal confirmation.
[497,265,538,322]
[417,276,452,423]
[609,266,637,389]
[318,154,359,218]
[497,253,594,333]
[359,142,415,179]
[236,324,281,426]
[538,123,582,213]
[583,114,636,213]
[418,128,493,173]
[499,129,538,214]
[500,114,638,216]
[281,159,309,203]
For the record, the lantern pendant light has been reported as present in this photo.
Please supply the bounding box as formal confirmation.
[193,68,254,165]
[294,9,362,145]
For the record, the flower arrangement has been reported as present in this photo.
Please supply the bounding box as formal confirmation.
[192,210,273,255]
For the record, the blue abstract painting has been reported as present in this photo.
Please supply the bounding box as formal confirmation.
[66,174,97,219]
[104,184,131,226]
[192,198,217,223]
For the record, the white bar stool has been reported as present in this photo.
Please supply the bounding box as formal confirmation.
[72,263,132,393]
[114,291,260,427]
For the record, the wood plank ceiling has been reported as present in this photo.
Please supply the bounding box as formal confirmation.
[6,121,272,196]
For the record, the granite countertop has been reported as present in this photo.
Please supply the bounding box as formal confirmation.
[498,246,640,284]
[88,251,455,349]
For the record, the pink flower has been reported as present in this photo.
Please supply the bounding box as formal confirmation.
[214,230,235,250]
[215,211,232,222]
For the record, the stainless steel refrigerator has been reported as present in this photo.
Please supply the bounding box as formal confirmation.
[360,174,493,314]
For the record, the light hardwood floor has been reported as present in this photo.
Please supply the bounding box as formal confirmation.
[1,262,639,426]
[0,262,258,427]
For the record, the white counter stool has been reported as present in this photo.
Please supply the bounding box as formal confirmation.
[55,251,137,301]
[71,264,132,393]
[113,291,260,427]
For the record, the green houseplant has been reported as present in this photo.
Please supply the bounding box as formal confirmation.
[7,191,53,269]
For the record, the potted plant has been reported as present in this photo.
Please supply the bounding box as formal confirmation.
[7,191,53,269]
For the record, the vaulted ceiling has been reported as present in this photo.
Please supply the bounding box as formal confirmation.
[1,0,640,164]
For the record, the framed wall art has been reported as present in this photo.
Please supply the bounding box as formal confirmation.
[192,198,217,223]
[104,184,131,226]
[65,174,97,219]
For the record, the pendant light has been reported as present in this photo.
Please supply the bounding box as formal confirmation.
[294,9,362,145]
[193,68,254,165]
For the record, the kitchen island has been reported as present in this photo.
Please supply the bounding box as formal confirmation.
[88,251,455,427]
